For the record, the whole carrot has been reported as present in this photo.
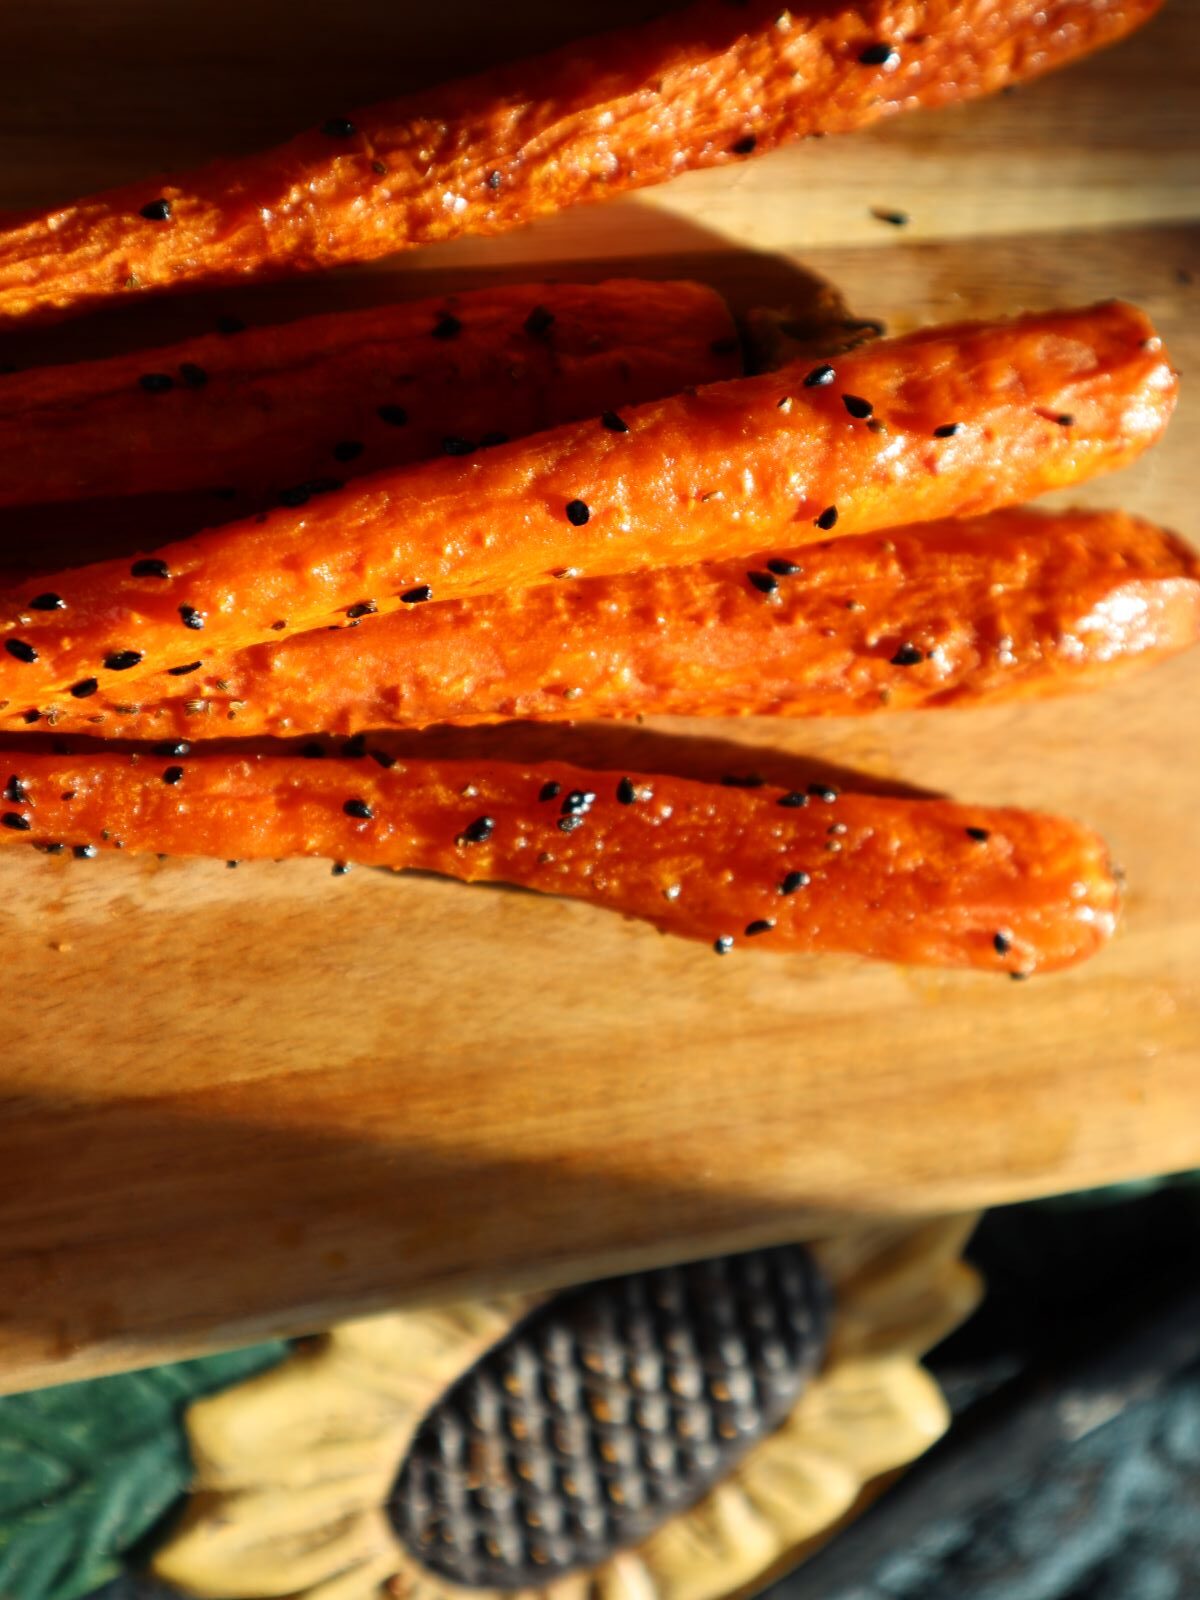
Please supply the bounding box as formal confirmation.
[0,280,739,511]
[56,510,1200,739]
[0,753,1119,973]
[0,303,1176,717]
[0,1,1161,326]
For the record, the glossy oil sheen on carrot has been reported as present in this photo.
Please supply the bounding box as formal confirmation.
[0,303,1177,712]
[0,754,1120,973]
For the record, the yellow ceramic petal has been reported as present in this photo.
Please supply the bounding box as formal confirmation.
[290,1530,402,1600]
[782,1356,949,1479]
[637,1481,783,1600]
[328,1299,537,1406]
[591,1551,668,1600]
[730,1440,861,1544]
[833,1259,983,1363]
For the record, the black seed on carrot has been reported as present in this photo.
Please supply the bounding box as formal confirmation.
[780,871,811,895]
[859,42,899,66]
[617,777,637,805]
[890,643,924,666]
[966,826,990,842]
[140,198,172,220]
[377,405,408,427]
[713,935,734,955]
[131,558,171,579]
[601,410,629,433]
[333,440,365,462]
[139,373,174,394]
[321,116,356,138]
[331,861,353,876]
[804,364,836,387]
[344,799,374,821]
[566,499,590,526]
[539,781,561,802]
[486,169,502,190]
[73,844,97,859]
[104,650,143,672]
[69,678,98,699]
[730,134,757,155]
[870,206,908,226]
[22,712,40,724]
[815,506,838,530]
[371,159,387,175]
[777,792,809,808]
[1,813,30,831]
[748,570,778,595]
[38,843,65,854]
[155,740,191,757]
[745,919,775,936]
[3,776,26,803]
[808,783,839,802]
[180,362,208,388]
[524,305,555,338]
[842,394,873,419]
[767,559,802,576]
[1057,413,1075,426]
[346,601,377,619]
[401,585,432,604]
[5,639,37,663]
[560,790,596,817]
[432,312,463,340]
[461,815,495,843]
[162,765,184,785]
[179,606,205,630]
[30,593,65,611]
[167,661,202,676]
[993,931,1013,955]
[558,814,585,833]
[933,423,962,438]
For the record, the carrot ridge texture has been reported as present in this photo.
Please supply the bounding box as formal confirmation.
[0,303,1176,715]
[0,0,1162,324]
[55,509,1200,739]
[0,753,1119,974]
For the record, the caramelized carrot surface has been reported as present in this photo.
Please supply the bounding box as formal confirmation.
[0,0,1161,325]
[0,303,1175,716]
[55,510,1200,739]
[0,753,1119,973]
[0,280,738,510]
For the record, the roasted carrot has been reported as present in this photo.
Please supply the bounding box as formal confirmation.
[0,280,739,511]
[0,0,1161,325]
[0,303,1176,718]
[0,753,1119,973]
[53,509,1199,739]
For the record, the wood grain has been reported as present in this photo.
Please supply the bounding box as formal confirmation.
[0,1,1197,1395]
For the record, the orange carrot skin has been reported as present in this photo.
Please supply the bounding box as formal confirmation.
[0,0,1161,325]
[0,281,737,510]
[63,509,1200,739]
[0,303,1176,715]
[0,754,1118,973]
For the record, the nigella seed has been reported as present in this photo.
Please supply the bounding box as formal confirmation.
[870,207,908,226]
[131,557,171,579]
[780,871,811,895]
[803,364,836,387]
[333,440,364,461]
[371,159,387,175]
[331,861,353,876]
[432,312,463,340]
[401,585,432,604]
[993,931,1013,955]
[966,826,991,842]
[155,740,191,757]
[38,843,65,854]
[73,844,97,859]
[933,423,962,438]
[167,661,202,676]
[22,711,41,724]
[321,116,356,138]
[722,773,765,789]
[767,559,802,576]
[808,783,839,803]
[565,499,590,526]
[5,639,37,663]
[713,935,734,955]
[858,42,899,66]
[777,791,809,808]
[748,570,778,595]
[377,405,408,427]
[461,815,495,843]
[180,362,208,388]
[890,643,924,666]
[29,592,65,611]
[162,765,184,785]
[558,813,585,833]
[842,394,873,419]
[346,601,377,619]
[139,372,174,394]
[343,799,374,821]
[179,606,205,630]
[745,919,775,936]
[601,410,629,433]
[486,169,502,190]
[1,812,30,831]
[442,435,476,455]
[616,776,637,805]
[69,678,99,699]
[3,776,26,803]
[104,649,143,671]
[1057,413,1075,426]
[139,198,172,221]
[370,749,396,769]
[815,505,838,530]
[730,134,757,155]
[524,304,555,338]
[560,790,596,816]
[538,781,562,802]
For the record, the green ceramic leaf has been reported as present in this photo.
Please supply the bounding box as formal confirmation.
[0,1342,286,1600]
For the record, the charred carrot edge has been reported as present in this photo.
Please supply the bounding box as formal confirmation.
[54,509,1199,740]
[0,753,1119,973]
[0,280,738,511]
[0,0,1161,325]
[0,302,1176,716]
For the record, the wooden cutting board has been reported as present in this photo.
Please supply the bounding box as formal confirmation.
[0,2,1197,1395]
